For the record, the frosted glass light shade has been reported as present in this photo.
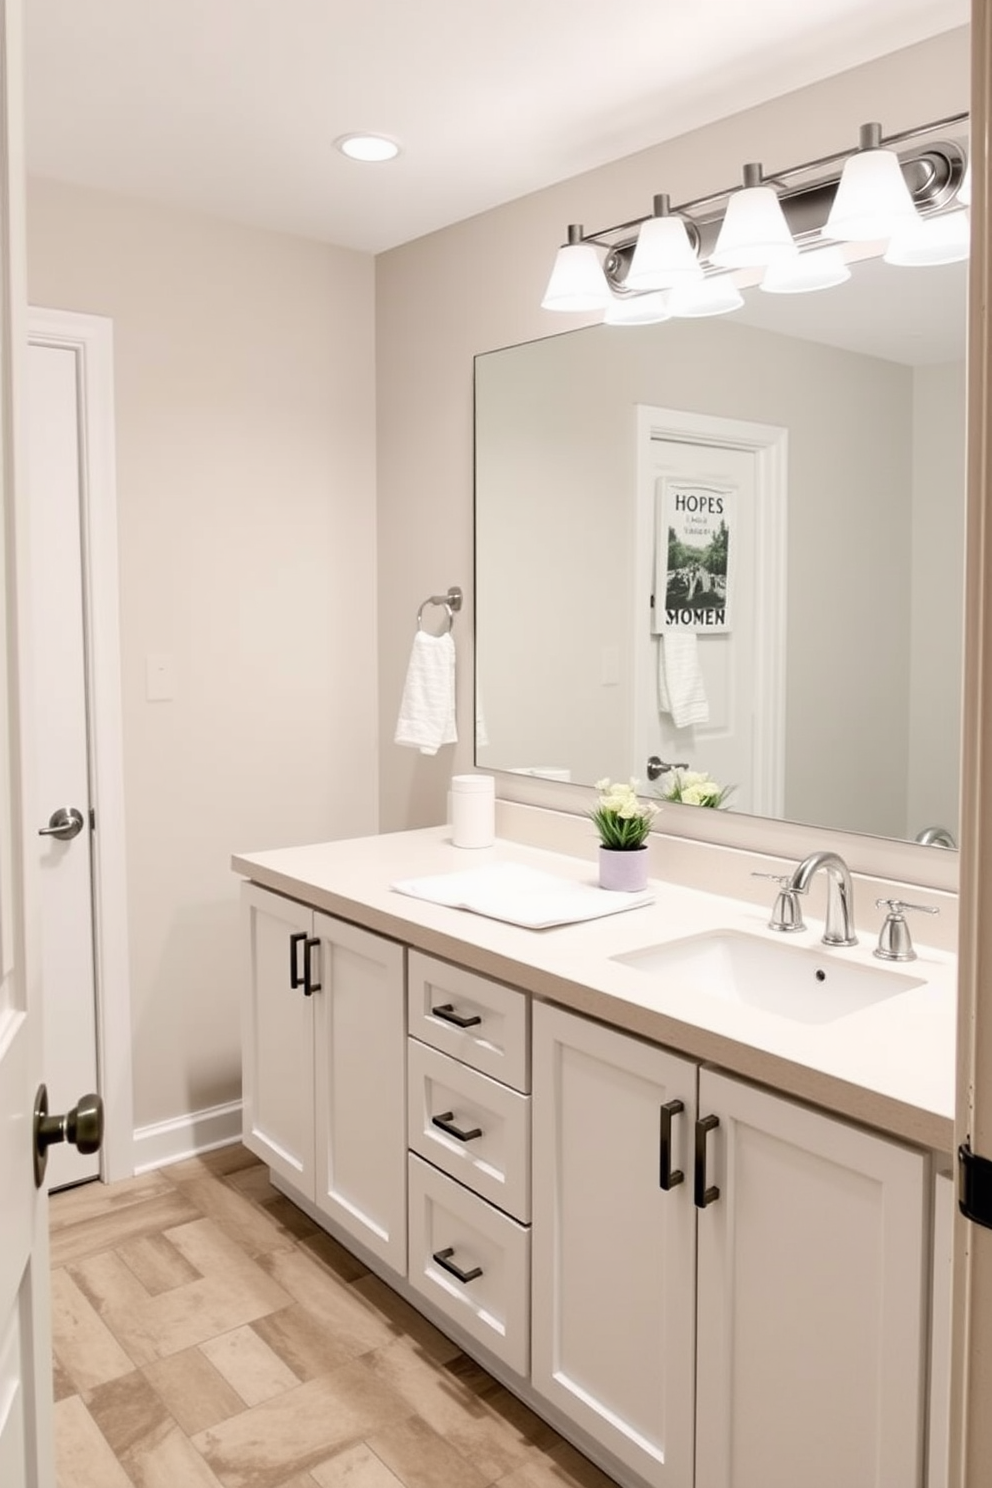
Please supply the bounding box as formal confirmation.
[884,210,970,266]
[760,245,851,294]
[541,241,610,311]
[626,215,702,290]
[826,148,920,241]
[668,275,744,318]
[711,186,797,269]
[604,291,672,325]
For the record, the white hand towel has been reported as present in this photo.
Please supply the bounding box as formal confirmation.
[658,631,709,729]
[394,630,458,755]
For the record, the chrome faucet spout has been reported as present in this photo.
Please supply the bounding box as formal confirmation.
[787,851,858,947]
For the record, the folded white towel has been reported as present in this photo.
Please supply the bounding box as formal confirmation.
[394,631,458,755]
[658,631,709,728]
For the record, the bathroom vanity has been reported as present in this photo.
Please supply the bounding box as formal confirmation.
[232,818,956,1488]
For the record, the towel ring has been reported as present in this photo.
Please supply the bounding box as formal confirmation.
[417,585,463,635]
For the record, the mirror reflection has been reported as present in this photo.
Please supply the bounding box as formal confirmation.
[475,253,966,847]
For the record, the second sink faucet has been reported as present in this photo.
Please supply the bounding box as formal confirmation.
[787,851,858,947]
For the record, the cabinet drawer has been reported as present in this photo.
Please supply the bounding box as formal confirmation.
[408,1153,530,1376]
[407,1038,531,1221]
[408,951,529,1092]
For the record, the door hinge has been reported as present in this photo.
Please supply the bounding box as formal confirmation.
[89,806,96,831]
[958,1142,992,1229]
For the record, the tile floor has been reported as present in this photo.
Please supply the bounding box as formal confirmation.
[50,1144,619,1488]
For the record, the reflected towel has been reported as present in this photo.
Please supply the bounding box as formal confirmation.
[658,631,709,728]
[394,631,457,755]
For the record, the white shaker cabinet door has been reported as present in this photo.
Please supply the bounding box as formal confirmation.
[531,1001,697,1488]
[313,912,407,1274]
[695,1068,927,1488]
[241,883,316,1195]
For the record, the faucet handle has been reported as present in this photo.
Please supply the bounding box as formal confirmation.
[873,898,939,962]
[751,872,806,933]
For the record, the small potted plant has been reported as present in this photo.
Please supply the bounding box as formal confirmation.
[590,778,659,891]
[662,770,734,808]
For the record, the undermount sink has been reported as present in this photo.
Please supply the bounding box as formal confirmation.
[611,930,926,1025]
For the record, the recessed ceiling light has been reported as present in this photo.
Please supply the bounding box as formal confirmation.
[335,133,400,163]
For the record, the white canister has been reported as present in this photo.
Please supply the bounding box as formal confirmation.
[450,774,495,849]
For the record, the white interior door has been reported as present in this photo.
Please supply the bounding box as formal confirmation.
[634,407,787,818]
[0,1,57,1480]
[26,341,99,1191]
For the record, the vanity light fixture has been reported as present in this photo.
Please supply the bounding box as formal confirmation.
[959,160,972,206]
[542,112,969,322]
[335,133,401,162]
[711,163,798,268]
[625,194,703,290]
[825,122,921,241]
[884,208,970,267]
[604,290,672,325]
[541,224,612,311]
[760,244,851,294]
[668,274,744,318]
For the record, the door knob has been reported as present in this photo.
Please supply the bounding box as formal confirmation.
[38,806,85,841]
[33,1083,104,1187]
[646,757,689,782]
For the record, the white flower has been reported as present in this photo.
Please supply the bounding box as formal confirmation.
[682,782,720,806]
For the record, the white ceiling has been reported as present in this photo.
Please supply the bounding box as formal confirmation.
[23,0,968,255]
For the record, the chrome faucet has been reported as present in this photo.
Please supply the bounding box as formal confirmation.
[786,851,858,947]
[914,824,957,849]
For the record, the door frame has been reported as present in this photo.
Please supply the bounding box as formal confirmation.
[27,306,133,1184]
[633,405,788,816]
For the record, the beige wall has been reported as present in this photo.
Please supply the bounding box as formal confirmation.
[27,179,379,1131]
[909,359,967,838]
[375,26,970,835]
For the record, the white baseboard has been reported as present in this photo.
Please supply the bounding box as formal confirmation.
[132,1100,243,1174]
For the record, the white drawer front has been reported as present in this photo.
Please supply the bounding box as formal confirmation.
[407,1038,531,1222]
[408,951,529,1092]
[408,1153,530,1376]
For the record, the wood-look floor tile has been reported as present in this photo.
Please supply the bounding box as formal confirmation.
[298,1228,370,1285]
[191,1358,413,1488]
[53,1394,135,1488]
[49,1170,174,1230]
[494,1441,619,1488]
[363,1337,538,1482]
[118,1232,202,1295]
[260,1193,322,1240]
[51,1266,137,1391]
[367,1413,491,1488]
[51,1190,202,1269]
[176,1176,301,1258]
[69,1250,163,1366]
[201,1324,300,1406]
[250,1302,361,1380]
[257,1248,396,1358]
[441,1359,559,1453]
[120,1420,230,1488]
[72,1221,291,1364]
[350,1275,460,1364]
[52,1353,76,1403]
[142,1347,246,1437]
[310,1441,405,1487]
[224,1166,282,1202]
[83,1369,172,1459]
[163,1146,263,1183]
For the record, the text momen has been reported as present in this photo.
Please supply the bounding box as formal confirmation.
[667,608,726,626]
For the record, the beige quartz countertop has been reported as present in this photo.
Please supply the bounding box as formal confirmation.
[232,827,956,1154]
